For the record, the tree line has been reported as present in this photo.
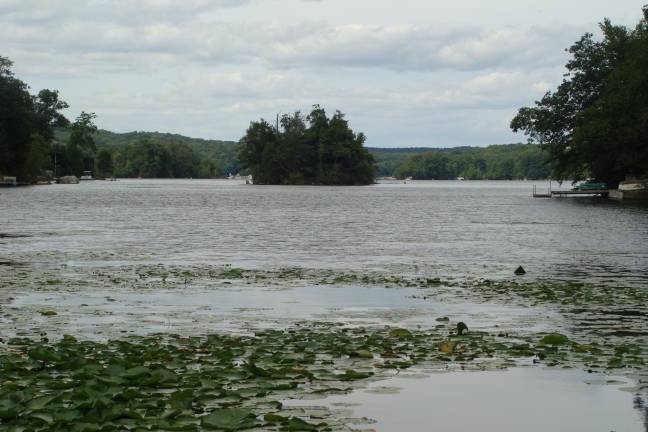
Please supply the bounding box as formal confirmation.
[53,129,237,179]
[388,144,551,180]
[0,54,551,184]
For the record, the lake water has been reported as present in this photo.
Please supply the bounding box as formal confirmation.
[286,368,646,432]
[1,179,647,284]
[1,179,647,431]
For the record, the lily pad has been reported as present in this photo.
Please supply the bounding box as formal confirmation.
[201,408,257,430]
[540,333,569,346]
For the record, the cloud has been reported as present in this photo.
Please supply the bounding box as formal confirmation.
[0,0,248,23]
[0,0,593,147]
[267,24,573,71]
[1,0,575,77]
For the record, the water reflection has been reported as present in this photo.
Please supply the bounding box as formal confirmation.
[285,368,645,432]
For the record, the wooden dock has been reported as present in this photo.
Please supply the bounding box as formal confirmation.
[532,183,609,198]
[550,189,609,197]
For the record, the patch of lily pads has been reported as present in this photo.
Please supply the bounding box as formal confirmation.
[2,320,646,431]
[2,263,648,429]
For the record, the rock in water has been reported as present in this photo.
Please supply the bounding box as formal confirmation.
[457,322,468,336]
[58,176,79,184]
[514,265,526,275]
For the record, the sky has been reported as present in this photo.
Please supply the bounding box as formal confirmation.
[1,0,644,147]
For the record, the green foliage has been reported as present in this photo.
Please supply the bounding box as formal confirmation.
[370,147,431,176]
[53,129,238,178]
[4,322,633,431]
[201,408,256,430]
[237,106,376,185]
[392,144,550,180]
[511,6,648,186]
[96,150,113,177]
[540,333,569,346]
[0,56,68,182]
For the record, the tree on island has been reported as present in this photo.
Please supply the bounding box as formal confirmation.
[511,6,648,187]
[237,106,375,185]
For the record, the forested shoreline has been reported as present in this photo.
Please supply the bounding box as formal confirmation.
[1,54,551,183]
[53,129,552,181]
[48,127,555,181]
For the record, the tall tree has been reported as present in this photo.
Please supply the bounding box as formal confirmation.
[511,6,648,186]
[68,111,98,174]
[0,56,68,181]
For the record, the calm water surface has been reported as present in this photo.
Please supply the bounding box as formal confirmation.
[1,179,646,283]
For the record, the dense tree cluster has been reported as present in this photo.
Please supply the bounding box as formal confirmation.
[0,56,69,182]
[511,6,648,187]
[391,144,550,180]
[237,106,375,185]
[109,140,202,178]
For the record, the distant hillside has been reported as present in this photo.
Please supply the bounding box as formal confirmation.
[368,147,433,176]
[387,143,551,180]
[54,129,239,177]
[369,144,551,179]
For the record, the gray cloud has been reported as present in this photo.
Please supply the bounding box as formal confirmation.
[1,0,637,146]
[1,0,577,77]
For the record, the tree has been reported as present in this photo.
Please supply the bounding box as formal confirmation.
[237,106,375,185]
[68,111,98,174]
[394,152,452,179]
[0,56,68,181]
[511,6,648,186]
[96,149,113,177]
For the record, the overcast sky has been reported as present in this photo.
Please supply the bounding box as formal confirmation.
[1,0,644,147]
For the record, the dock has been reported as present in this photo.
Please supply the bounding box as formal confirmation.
[532,183,609,198]
[550,189,609,197]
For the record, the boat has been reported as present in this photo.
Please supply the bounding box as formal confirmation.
[0,176,17,187]
[79,171,94,181]
[619,178,648,191]
[572,181,607,191]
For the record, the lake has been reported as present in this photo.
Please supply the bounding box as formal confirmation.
[2,179,647,282]
[1,179,647,431]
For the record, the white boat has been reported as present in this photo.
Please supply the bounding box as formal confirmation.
[79,171,94,181]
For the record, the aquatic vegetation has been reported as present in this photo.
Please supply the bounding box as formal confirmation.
[2,319,646,431]
[2,262,648,429]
